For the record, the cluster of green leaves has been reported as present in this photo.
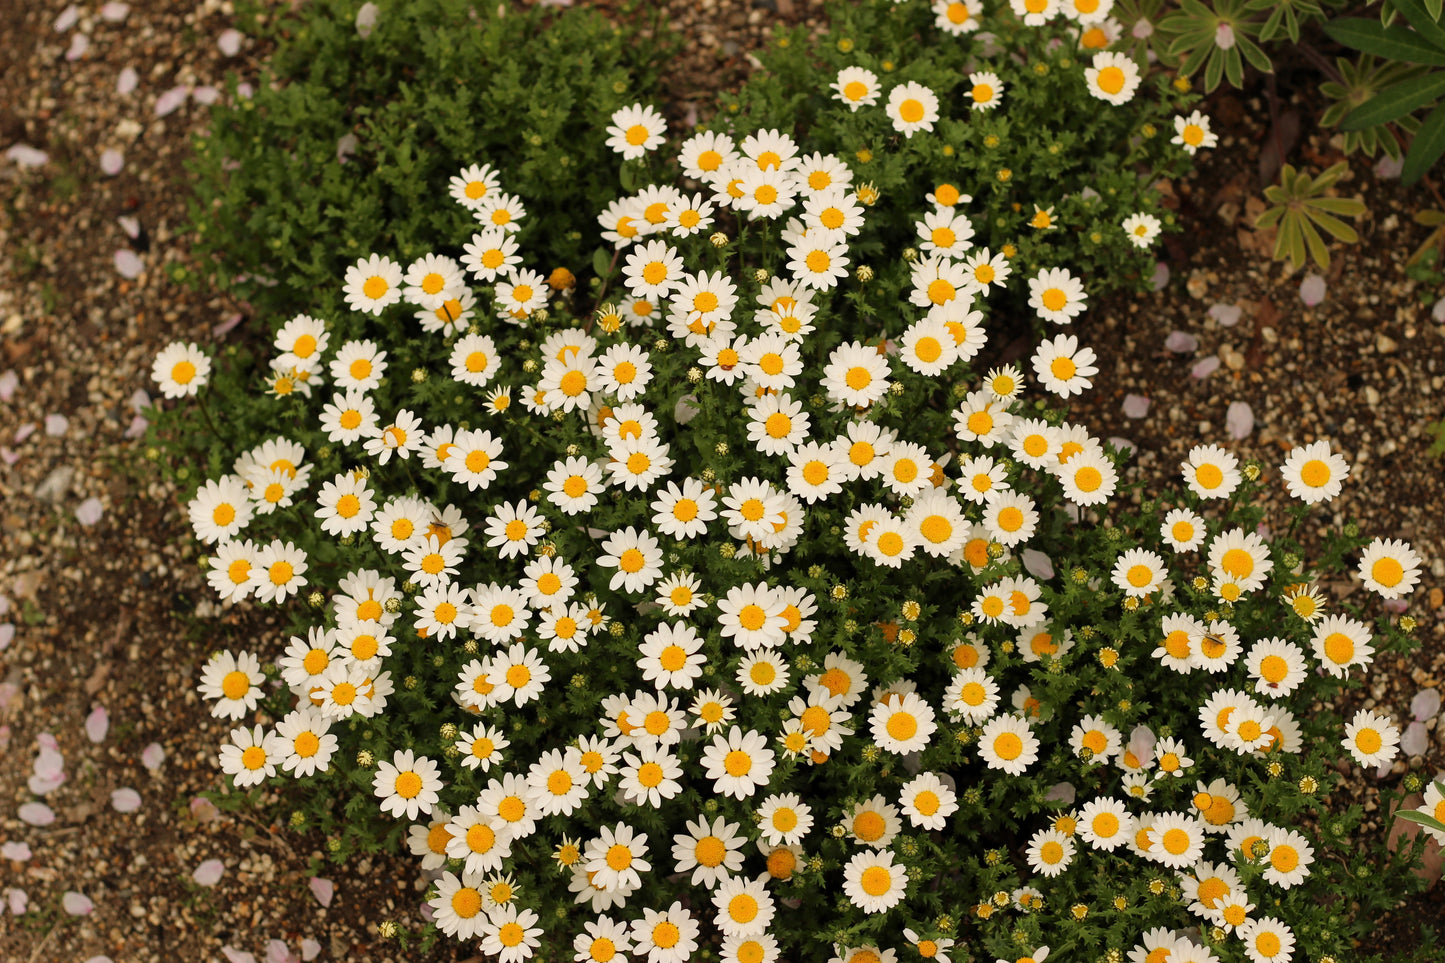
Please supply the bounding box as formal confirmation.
[721,0,1197,309]
[1255,161,1366,270]
[187,0,674,324]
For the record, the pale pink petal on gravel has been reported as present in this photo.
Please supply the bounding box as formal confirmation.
[100,2,130,21]
[0,449,17,466]
[1191,356,1221,379]
[1021,549,1054,580]
[1150,261,1169,291]
[237,82,254,99]
[1208,303,1241,327]
[190,796,219,822]
[2,842,32,861]
[1375,154,1404,180]
[0,624,13,650]
[1299,274,1326,306]
[115,250,144,279]
[1402,721,1430,757]
[0,370,16,400]
[1384,598,1410,614]
[420,902,435,922]
[117,67,138,95]
[124,415,148,439]
[309,877,334,907]
[65,34,90,61]
[6,145,49,168]
[100,149,124,175]
[1434,298,1445,323]
[86,957,116,963]
[7,888,28,915]
[266,940,300,963]
[192,86,221,106]
[300,939,321,961]
[29,770,65,795]
[214,312,245,337]
[15,423,36,443]
[218,29,243,56]
[142,742,165,770]
[193,859,226,886]
[111,788,142,812]
[1122,394,1151,419]
[86,705,110,742]
[77,498,104,526]
[54,5,80,31]
[62,892,93,915]
[1413,688,1441,722]
[1225,401,1254,440]
[154,86,190,117]
[45,414,69,436]
[119,215,140,239]
[222,948,256,963]
[1044,782,1076,804]
[1165,331,1198,353]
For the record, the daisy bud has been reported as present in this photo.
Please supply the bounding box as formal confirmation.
[439,723,458,740]
[753,268,769,282]
[356,750,374,768]
[1400,616,1417,632]
[377,921,399,939]
[307,591,325,608]
[534,308,548,322]
[709,232,729,247]
[410,368,427,383]
[289,811,305,828]
[855,265,874,281]
[327,838,342,853]
[902,247,919,262]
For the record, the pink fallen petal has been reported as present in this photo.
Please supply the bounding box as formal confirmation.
[2,842,32,861]
[141,742,165,770]
[0,448,18,466]
[5,145,49,168]
[129,388,151,412]
[28,770,65,795]
[38,732,59,752]
[1044,783,1076,804]
[85,705,110,743]
[1384,598,1410,614]
[85,957,116,963]
[1434,297,1445,323]
[0,683,18,710]
[115,250,144,279]
[1021,549,1054,580]
[65,34,90,61]
[1412,688,1441,722]
[1225,401,1254,440]
[100,149,124,176]
[100,2,130,21]
[1132,17,1154,39]
[117,67,138,96]
[193,859,225,887]
[300,939,321,961]
[192,86,221,106]
[124,415,148,439]
[15,423,35,443]
[335,133,358,165]
[0,370,16,400]
[54,5,80,31]
[0,595,9,616]
[1150,261,1170,291]
[118,216,140,239]
[8,888,28,915]
[1122,394,1151,419]
[190,796,219,823]
[1402,721,1430,757]
[0,624,13,650]
[76,498,104,526]
[221,948,256,963]
[419,902,435,922]
[1375,154,1404,180]
[214,312,245,337]
[308,877,334,908]
[45,413,69,436]
[154,86,190,117]
[356,2,380,37]
[218,29,244,57]
[62,892,93,916]
[1165,330,1198,353]
[1191,355,1221,379]
[1215,23,1236,49]
[33,744,64,779]
[111,788,142,813]
[1299,274,1327,307]
[1208,303,1241,327]
[236,82,254,100]
[266,940,300,963]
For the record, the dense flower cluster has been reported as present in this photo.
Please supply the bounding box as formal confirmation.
[153,5,1429,963]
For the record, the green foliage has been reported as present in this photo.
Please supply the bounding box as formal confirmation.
[187,0,672,330]
[1328,0,1445,184]
[1320,55,1424,161]
[1158,0,1272,92]
[1254,162,1366,271]
[722,0,1196,307]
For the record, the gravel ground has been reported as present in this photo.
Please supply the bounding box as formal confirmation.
[1,2,1441,962]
